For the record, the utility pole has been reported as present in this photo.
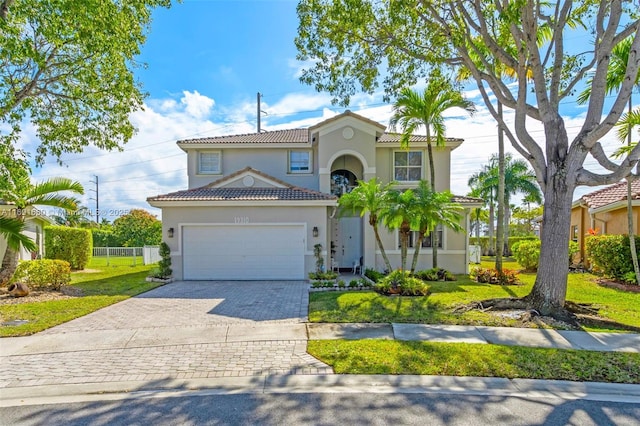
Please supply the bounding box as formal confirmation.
[257,92,267,132]
[89,175,99,225]
[257,92,262,133]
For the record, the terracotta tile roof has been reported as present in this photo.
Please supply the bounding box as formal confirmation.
[580,180,640,209]
[178,129,309,145]
[147,187,337,202]
[179,129,462,145]
[378,133,464,143]
[452,195,484,205]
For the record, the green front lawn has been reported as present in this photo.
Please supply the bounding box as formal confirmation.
[308,340,640,383]
[309,259,640,332]
[0,258,162,337]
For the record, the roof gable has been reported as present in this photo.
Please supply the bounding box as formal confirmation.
[208,167,289,189]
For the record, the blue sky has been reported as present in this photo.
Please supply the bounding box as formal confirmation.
[23,0,636,221]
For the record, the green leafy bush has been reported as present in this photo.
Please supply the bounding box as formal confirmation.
[470,267,520,285]
[472,236,539,256]
[157,242,172,278]
[11,259,71,290]
[586,235,640,280]
[511,239,541,271]
[374,270,430,296]
[364,268,385,282]
[568,240,580,264]
[45,226,92,270]
[309,271,338,280]
[348,279,359,288]
[91,228,119,247]
[337,280,346,288]
[414,268,457,282]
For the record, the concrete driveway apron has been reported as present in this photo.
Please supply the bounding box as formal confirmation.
[0,281,332,389]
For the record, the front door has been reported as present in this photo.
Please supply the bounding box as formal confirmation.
[332,216,362,270]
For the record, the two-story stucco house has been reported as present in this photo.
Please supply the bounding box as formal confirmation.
[147,111,482,280]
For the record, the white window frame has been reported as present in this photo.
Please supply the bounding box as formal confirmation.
[397,226,444,249]
[288,150,312,174]
[393,150,423,182]
[198,151,221,175]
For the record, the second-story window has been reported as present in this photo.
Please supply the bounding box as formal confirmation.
[199,151,221,174]
[394,151,422,181]
[289,150,312,173]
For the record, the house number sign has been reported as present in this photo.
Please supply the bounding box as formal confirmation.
[234,216,249,224]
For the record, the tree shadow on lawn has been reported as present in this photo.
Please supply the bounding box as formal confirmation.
[72,270,161,297]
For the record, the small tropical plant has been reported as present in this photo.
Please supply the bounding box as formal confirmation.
[313,243,324,273]
[157,242,172,278]
[374,269,430,296]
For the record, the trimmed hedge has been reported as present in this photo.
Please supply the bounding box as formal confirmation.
[45,226,93,270]
[586,235,640,280]
[11,259,71,290]
[470,236,538,255]
[511,239,541,271]
[91,229,119,247]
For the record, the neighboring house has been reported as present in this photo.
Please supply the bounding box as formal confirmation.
[570,180,640,264]
[148,111,482,280]
[0,202,52,261]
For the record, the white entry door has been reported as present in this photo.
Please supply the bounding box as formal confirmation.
[333,216,362,269]
[182,224,305,280]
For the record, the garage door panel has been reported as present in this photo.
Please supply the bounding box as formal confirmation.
[182,225,305,280]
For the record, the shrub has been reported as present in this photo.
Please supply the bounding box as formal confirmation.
[568,240,580,265]
[364,268,385,282]
[157,242,172,278]
[511,239,541,271]
[348,279,359,288]
[622,271,638,285]
[414,268,457,282]
[586,235,640,280]
[374,270,430,296]
[471,267,520,285]
[91,228,120,247]
[11,259,71,290]
[337,280,346,288]
[45,226,92,270]
[309,271,338,280]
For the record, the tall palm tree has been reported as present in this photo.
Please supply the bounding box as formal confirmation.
[338,178,394,272]
[578,35,640,284]
[382,189,416,272]
[0,172,83,285]
[469,162,497,255]
[389,74,474,267]
[470,154,541,255]
[410,181,463,273]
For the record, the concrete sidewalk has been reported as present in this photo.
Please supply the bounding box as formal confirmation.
[1,322,639,406]
[3,323,639,358]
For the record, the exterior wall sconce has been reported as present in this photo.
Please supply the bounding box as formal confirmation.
[168,227,174,238]
[312,226,319,238]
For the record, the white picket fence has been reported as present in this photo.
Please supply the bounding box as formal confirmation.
[92,246,160,266]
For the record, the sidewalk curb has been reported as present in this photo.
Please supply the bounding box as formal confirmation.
[2,375,639,407]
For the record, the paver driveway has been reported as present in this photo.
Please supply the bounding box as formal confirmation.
[41,280,311,333]
[0,281,332,389]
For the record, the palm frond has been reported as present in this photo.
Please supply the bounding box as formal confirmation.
[0,217,36,252]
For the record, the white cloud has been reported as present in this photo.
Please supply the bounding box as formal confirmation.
[180,90,215,119]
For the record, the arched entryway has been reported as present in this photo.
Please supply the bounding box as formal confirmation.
[330,155,364,272]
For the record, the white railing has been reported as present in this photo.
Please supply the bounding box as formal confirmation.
[92,246,159,266]
[143,245,161,265]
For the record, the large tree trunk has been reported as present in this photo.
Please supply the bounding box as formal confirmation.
[496,102,505,271]
[525,170,574,315]
[0,246,19,286]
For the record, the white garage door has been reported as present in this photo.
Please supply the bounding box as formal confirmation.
[182,224,306,280]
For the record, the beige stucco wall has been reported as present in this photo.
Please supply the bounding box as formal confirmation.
[187,147,319,190]
[161,205,331,280]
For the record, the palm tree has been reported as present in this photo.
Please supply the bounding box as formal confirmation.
[382,189,416,272]
[338,178,394,272]
[579,35,640,284]
[0,217,36,254]
[0,173,83,285]
[469,161,497,255]
[389,74,474,267]
[410,181,463,273]
[470,154,541,255]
